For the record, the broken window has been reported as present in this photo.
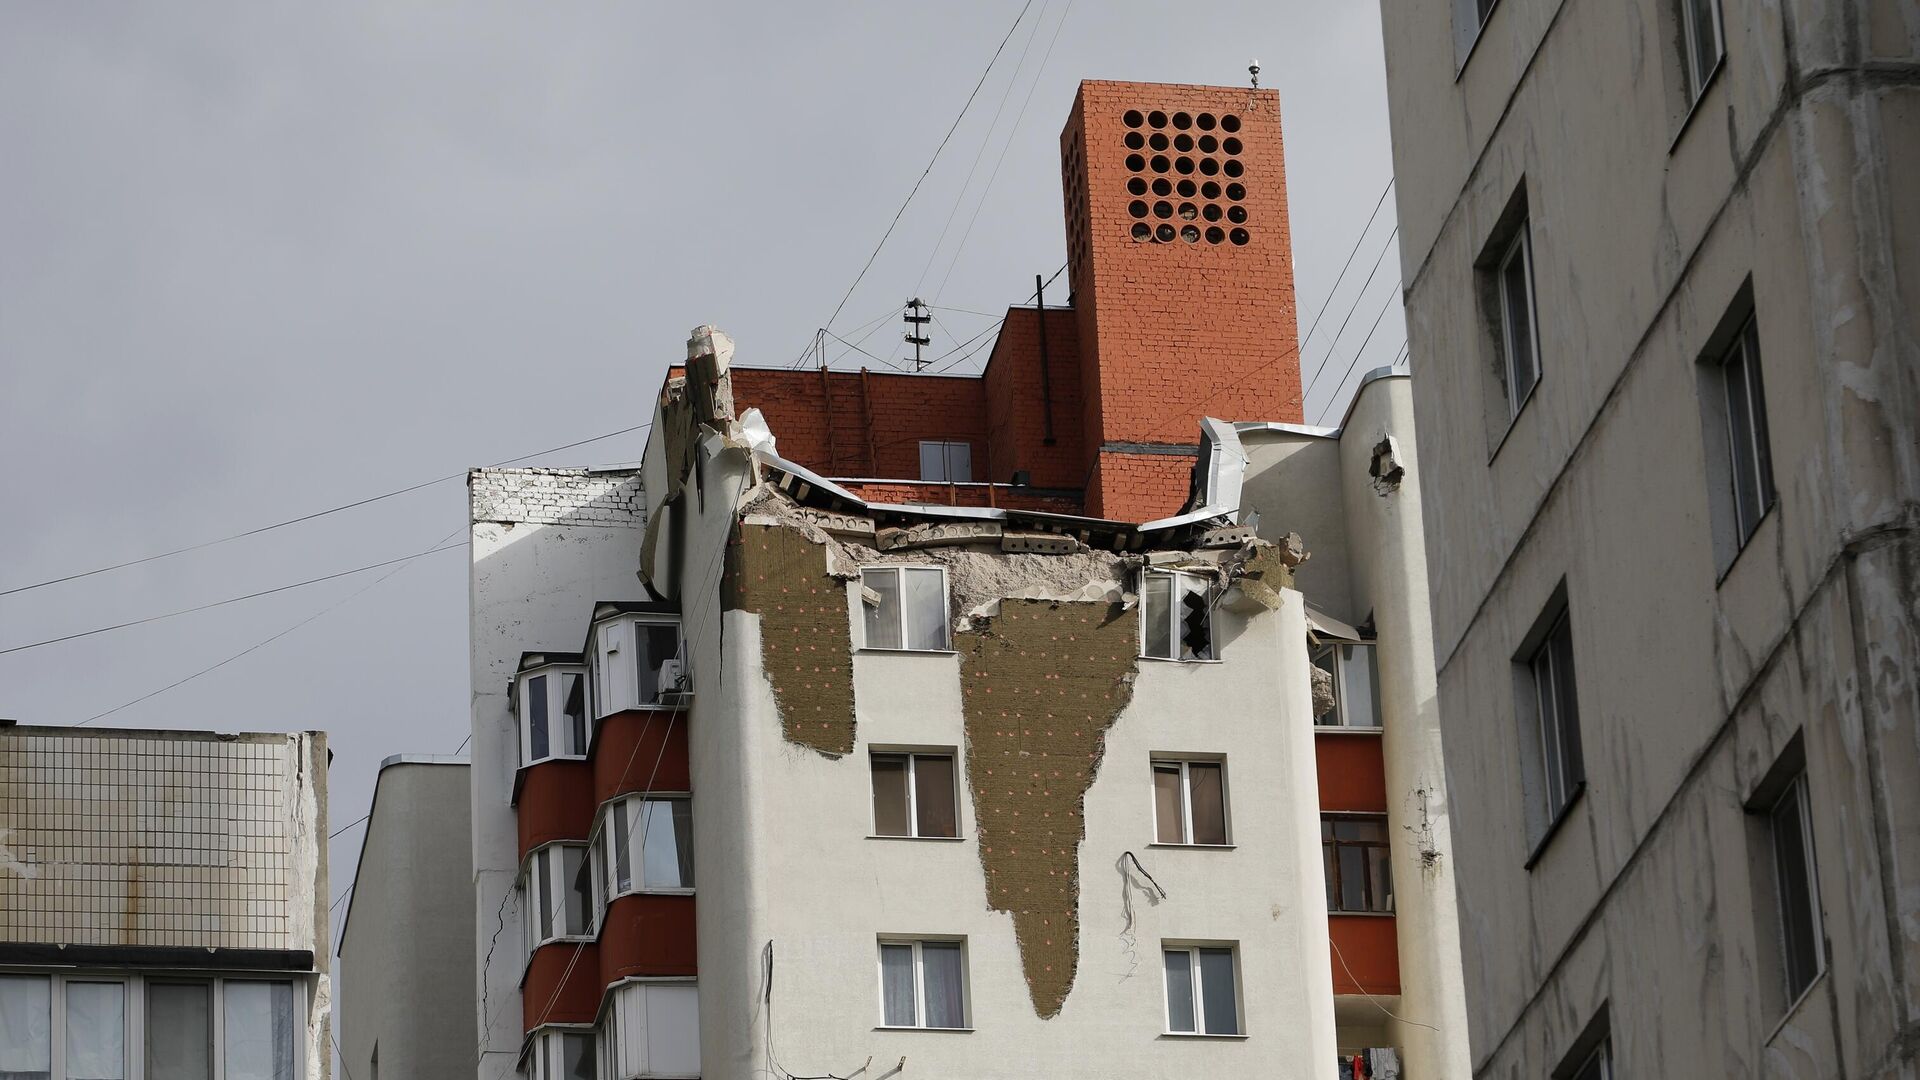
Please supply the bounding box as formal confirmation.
[1495,221,1541,417]
[1141,569,1215,661]
[1162,944,1240,1035]
[871,751,959,838]
[589,611,688,715]
[596,795,694,902]
[1310,642,1382,728]
[918,440,973,483]
[522,843,592,954]
[1678,0,1725,101]
[1322,816,1394,913]
[860,566,951,652]
[878,939,969,1029]
[1152,758,1229,846]
[1763,770,1824,1004]
[515,663,590,767]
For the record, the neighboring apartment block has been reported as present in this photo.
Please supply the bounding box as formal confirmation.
[338,755,476,1080]
[1379,0,1919,1076]
[0,723,332,1080]
[468,80,1470,1080]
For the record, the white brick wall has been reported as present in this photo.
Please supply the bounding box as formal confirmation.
[468,467,646,527]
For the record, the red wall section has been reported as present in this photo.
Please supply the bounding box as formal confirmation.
[729,367,988,481]
[979,306,1085,490]
[522,940,601,1029]
[1315,733,1388,813]
[593,710,692,801]
[1328,915,1401,995]
[598,893,698,982]
[1085,451,1196,522]
[516,760,596,858]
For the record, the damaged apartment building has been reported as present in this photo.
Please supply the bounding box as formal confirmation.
[467,80,1469,1080]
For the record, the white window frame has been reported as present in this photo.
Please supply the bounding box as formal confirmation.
[1567,1037,1613,1080]
[869,750,961,839]
[1716,313,1776,548]
[1496,223,1542,418]
[1768,772,1825,1005]
[1160,943,1243,1037]
[1528,610,1583,827]
[874,938,971,1031]
[516,664,591,767]
[1150,757,1231,847]
[521,842,594,956]
[592,794,696,909]
[1310,640,1382,729]
[590,614,689,718]
[1139,569,1216,662]
[519,1025,595,1080]
[918,440,973,483]
[1679,0,1725,102]
[0,971,307,1080]
[857,565,952,653]
[595,978,700,1080]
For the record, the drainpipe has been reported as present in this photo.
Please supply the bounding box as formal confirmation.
[1035,274,1057,445]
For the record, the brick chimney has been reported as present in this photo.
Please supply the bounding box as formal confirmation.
[1060,80,1301,521]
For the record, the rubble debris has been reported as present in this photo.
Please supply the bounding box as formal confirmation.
[1369,436,1405,495]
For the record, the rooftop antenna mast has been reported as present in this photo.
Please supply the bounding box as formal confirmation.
[903,297,932,371]
[1248,58,1261,89]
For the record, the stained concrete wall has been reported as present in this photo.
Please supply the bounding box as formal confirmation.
[339,758,474,1080]
[1380,0,1920,1073]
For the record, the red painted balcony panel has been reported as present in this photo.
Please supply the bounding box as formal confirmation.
[598,893,698,984]
[516,760,596,858]
[593,710,692,802]
[522,939,601,1030]
[1328,914,1400,996]
[1315,731,1387,813]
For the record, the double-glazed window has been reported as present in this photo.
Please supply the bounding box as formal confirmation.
[870,751,959,839]
[597,982,699,1079]
[918,441,973,483]
[1708,312,1776,555]
[1764,771,1824,1004]
[1162,944,1241,1036]
[1310,642,1382,728]
[589,612,688,716]
[1152,759,1228,846]
[1678,0,1725,101]
[860,566,951,652]
[516,663,590,766]
[1520,601,1586,846]
[1322,816,1394,913]
[877,939,969,1030]
[520,1029,593,1080]
[523,844,593,953]
[595,796,695,902]
[1141,570,1214,661]
[0,973,298,1080]
[1494,221,1542,418]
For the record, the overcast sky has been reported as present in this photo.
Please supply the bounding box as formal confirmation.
[0,0,1402,1022]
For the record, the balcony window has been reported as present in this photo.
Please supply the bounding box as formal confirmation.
[871,751,959,839]
[0,973,300,1080]
[1311,642,1382,728]
[523,843,593,954]
[1162,944,1241,1036]
[1141,569,1215,661]
[918,441,973,483]
[0,974,49,1079]
[599,981,700,1079]
[877,939,969,1030]
[515,658,590,766]
[521,1029,594,1080]
[596,795,694,903]
[859,566,951,652]
[1322,815,1394,913]
[1152,758,1229,846]
[588,609,689,716]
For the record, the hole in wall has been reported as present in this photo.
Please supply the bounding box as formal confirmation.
[1181,224,1201,243]
[1150,155,1170,173]
[1174,156,1194,174]
[1230,227,1249,245]
[1199,158,1219,176]
[1124,109,1144,127]
[1148,110,1168,128]
[1201,181,1221,199]
[1131,222,1152,241]
[1153,200,1173,218]
[1202,203,1223,221]
[1178,202,1198,220]
[1156,223,1176,242]
[1224,159,1244,178]
[1152,177,1172,196]
[1127,177,1148,196]
[1227,205,1248,224]
[1173,133,1194,152]
[1222,137,1243,155]
[1126,153,1145,172]
[1176,179,1197,197]
[1149,131,1170,151]
[1172,111,1192,129]
[1125,131,1145,150]
[1129,200,1149,218]
[1199,134,1218,153]
[1205,226,1226,244]
[1226,182,1246,200]
[1197,112,1217,130]
[1221,114,1241,132]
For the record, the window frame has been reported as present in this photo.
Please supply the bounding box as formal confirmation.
[1139,568,1217,663]
[1321,813,1396,914]
[588,613,690,718]
[1160,942,1244,1037]
[1515,587,1586,865]
[0,971,306,1080]
[857,565,953,653]
[1766,771,1825,1007]
[874,937,972,1031]
[594,978,699,1080]
[917,440,974,483]
[868,749,962,840]
[1309,639,1383,730]
[592,794,696,908]
[521,842,595,955]
[1716,311,1777,552]
[1495,223,1542,420]
[1678,0,1726,103]
[519,1025,596,1080]
[1150,757,1232,847]
[515,663,592,768]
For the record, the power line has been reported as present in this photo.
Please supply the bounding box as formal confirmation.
[1,541,464,658]
[0,421,653,599]
[1300,225,1399,404]
[1313,280,1404,423]
[330,814,371,840]
[816,0,1038,333]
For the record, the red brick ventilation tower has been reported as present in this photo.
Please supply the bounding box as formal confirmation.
[1061,81,1301,519]
[721,79,1301,523]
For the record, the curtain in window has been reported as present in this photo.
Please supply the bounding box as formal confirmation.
[562,1033,594,1080]
[1153,764,1185,844]
[1188,763,1227,845]
[223,982,294,1080]
[879,945,916,1026]
[0,975,50,1080]
[65,982,124,1080]
[1162,950,1195,1032]
[912,756,958,838]
[902,568,948,651]
[871,755,911,836]
[644,984,700,1077]
[920,943,965,1028]
[146,983,212,1080]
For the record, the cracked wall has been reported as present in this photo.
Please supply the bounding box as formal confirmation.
[721,521,856,757]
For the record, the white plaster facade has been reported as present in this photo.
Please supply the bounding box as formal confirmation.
[1379,0,1920,1075]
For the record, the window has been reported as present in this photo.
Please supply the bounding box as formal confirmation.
[1679,0,1725,101]
[523,844,593,953]
[596,796,695,902]
[598,982,699,1080]
[860,566,950,652]
[877,939,969,1030]
[0,974,296,1080]
[516,662,590,766]
[1476,0,1498,23]
[589,611,688,716]
[521,1029,594,1080]
[1,974,49,1080]
[1310,641,1382,728]
[1766,771,1824,1003]
[1152,759,1229,846]
[1140,570,1214,661]
[1162,945,1240,1036]
[222,983,295,1080]
[1322,816,1394,913]
[1568,1040,1613,1080]
[1495,222,1541,417]
[871,752,959,838]
[68,981,125,1080]
[1518,600,1585,846]
[1709,312,1776,552]
[918,441,973,483]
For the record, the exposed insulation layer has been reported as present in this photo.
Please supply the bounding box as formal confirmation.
[956,599,1140,1018]
[722,521,855,757]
